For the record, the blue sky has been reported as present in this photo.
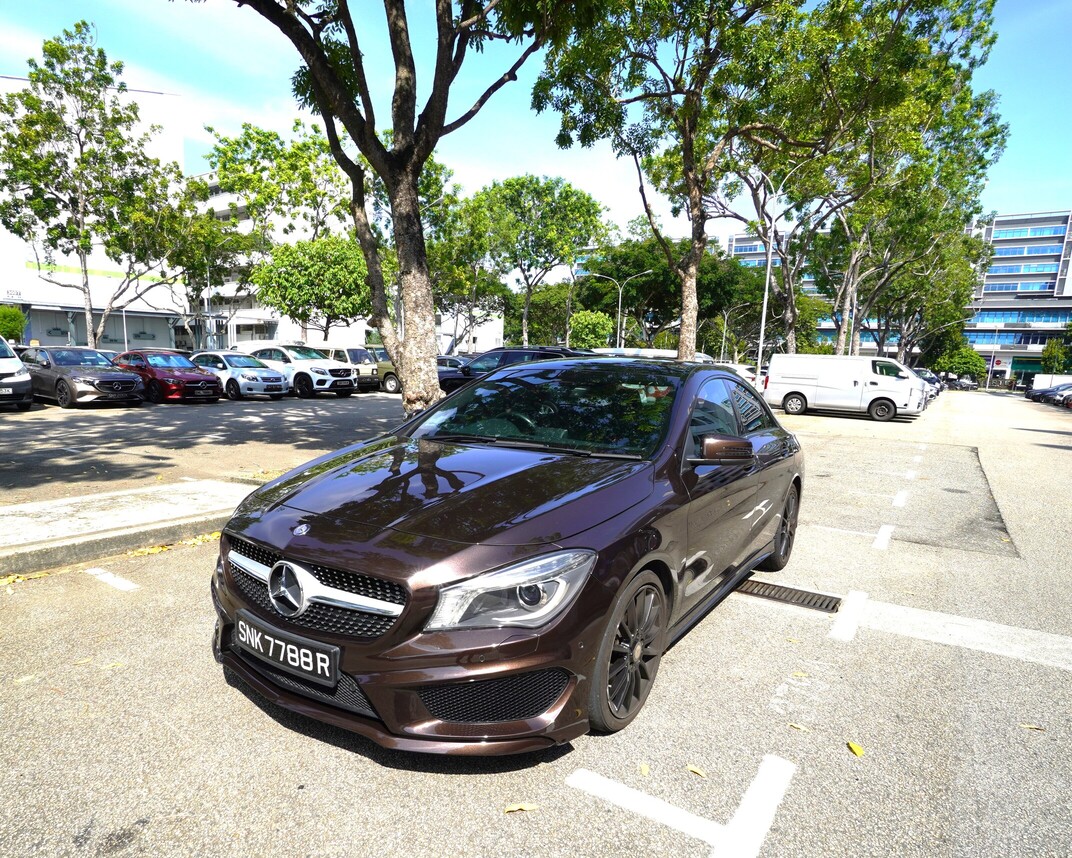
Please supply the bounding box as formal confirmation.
[1,0,1069,240]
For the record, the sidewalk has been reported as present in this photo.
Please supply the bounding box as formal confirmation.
[0,479,253,576]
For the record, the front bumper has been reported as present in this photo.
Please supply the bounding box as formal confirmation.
[70,380,143,403]
[0,376,33,405]
[209,545,599,755]
[314,376,354,391]
[240,380,286,396]
[165,383,221,401]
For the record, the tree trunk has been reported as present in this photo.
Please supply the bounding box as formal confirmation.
[78,249,95,348]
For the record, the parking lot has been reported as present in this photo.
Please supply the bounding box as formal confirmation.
[2,390,1070,857]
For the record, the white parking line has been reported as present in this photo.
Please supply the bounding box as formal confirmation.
[85,568,140,592]
[872,525,895,550]
[828,590,868,641]
[567,755,796,858]
[892,490,909,508]
[904,470,918,481]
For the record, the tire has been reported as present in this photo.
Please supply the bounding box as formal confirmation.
[868,398,895,421]
[335,390,353,398]
[782,393,806,415]
[382,374,400,394]
[225,379,243,400]
[588,570,667,734]
[294,374,315,398]
[758,484,799,572]
[56,380,75,409]
[269,394,284,401]
[146,381,163,404]
[16,402,31,412]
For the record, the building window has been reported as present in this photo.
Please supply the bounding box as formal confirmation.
[987,263,1059,275]
[982,281,1056,293]
[992,225,1066,239]
[972,310,1071,324]
[733,244,760,254]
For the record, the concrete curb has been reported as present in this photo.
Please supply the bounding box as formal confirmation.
[0,512,231,577]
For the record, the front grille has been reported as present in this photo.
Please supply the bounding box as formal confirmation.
[230,537,407,605]
[233,644,379,721]
[227,537,406,639]
[92,378,137,392]
[417,669,571,724]
[328,368,351,378]
[264,376,283,383]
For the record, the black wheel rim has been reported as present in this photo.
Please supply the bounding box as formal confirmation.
[147,382,161,403]
[607,584,663,718]
[226,380,241,400]
[297,376,312,396]
[56,383,70,406]
[776,490,798,560]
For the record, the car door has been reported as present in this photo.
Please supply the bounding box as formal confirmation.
[22,349,45,396]
[681,377,763,617]
[728,382,797,558]
[119,353,150,385]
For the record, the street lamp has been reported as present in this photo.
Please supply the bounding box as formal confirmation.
[589,269,653,347]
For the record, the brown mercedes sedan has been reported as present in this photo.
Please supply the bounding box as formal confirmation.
[211,358,803,755]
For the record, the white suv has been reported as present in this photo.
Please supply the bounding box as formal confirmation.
[245,344,356,398]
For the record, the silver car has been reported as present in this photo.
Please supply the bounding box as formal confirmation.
[21,346,144,408]
[192,351,288,400]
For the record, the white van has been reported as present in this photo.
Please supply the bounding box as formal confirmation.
[762,354,927,421]
[0,334,33,412]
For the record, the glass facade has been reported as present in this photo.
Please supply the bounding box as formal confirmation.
[967,332,1058,345]
[987,263,1060,275]
[733,244,761,254]
[993,244,1063,256]
[972,309,1071,323]
[982,281,1055,293]
[992,225,1066,239]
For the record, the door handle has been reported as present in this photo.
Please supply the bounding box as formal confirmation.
[869,381,879,385]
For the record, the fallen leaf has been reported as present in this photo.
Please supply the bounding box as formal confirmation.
[156,475,164,481]
[72,658,92,666]
[639,763,650,777]
[847,741,865,757]
[785,637,799,643]
[14,675,37,684]
[792,671,808,678]
[1019,724,1045,732]
[788,723,810,732]
[687,765,707,779]
[503,804,539,814]
[103,662,124,670]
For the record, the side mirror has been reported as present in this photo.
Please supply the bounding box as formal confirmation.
[462,366,472,376]
[216,363,225,370]
[896,371,909,379]
[689,434,754,465]
[281,356,291,364]
[40,360,51,368]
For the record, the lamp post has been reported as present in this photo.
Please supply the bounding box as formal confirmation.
[589,269,653,347]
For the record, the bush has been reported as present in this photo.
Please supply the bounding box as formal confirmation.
[569,310,614,349]
[0,305,27,342]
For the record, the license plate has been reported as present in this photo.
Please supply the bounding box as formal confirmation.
[265,385,282,392]
[103,393,128,400]
[0,387,11,395]
[234,609,339,687]
[192,389,211,396]
[334,379,352,387]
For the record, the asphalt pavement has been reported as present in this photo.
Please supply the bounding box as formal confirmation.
[2,388,1071,857]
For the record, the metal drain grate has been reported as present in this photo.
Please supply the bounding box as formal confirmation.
[737,579,842,613]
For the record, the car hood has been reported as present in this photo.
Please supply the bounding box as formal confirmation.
[162,369,218,382]
[239,436,653,546]
[60,366,141,380]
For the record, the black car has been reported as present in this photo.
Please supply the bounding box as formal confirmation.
[1026,382,1072,402]
[211,358,804,755]
[438,346,597,393]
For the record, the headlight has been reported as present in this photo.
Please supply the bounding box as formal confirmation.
[9,370,30,383]
[162,377,182,385]
[241,373,258,381]
[311,367,328,376]
[425,550,595,631]
[71,375,97,384]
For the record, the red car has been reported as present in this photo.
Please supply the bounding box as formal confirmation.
[114,349,222,404]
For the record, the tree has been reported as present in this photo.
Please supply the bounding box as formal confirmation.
[479,176,605,346]
[0,22,194,348]
[197,1,609,413]
[0,306,27,342]
[1041,338,1067,375]
[934,344,987,380]
[251,235,371,339]
[569,310,614,348]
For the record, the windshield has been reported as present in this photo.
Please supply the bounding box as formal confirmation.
[52,349,114,367]
[347,348,373,364]
[286,346,328,361]
[224,354,267,368]
[409,363,681,458]
[0,340,14,359]
[146,353,196,369]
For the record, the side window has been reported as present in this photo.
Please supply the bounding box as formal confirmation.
[872,360,902,378]
[128,354,146,368]
[468,352,504,373]
[503,351,540,367]
[22,348,37,365]
[193,355,210,367]
[689,378,739,457]
[731,383,775,433]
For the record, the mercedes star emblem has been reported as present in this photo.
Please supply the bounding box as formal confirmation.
[268,561,308,618]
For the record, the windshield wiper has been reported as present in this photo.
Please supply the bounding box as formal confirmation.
[424,433,500,445]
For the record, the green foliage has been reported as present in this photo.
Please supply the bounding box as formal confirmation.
[251,235,371,337]
[0,306,27,342]
[0,21,193,346]
[1041,338,1067,374]
[569,310,614,348]
[934,344,987,380]
[503,282,572,346]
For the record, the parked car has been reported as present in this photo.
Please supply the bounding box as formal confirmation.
[912,367,944,394]
[192,351,288,400]
[210,357,804,754]
[762,353,927,421]
[0,334,34,412]
[366,345,400,394]
[21,345,144,408]
[113,349,222,404]
[245,344,357,398]
[946,377,979,391]
[317,346,381,392]
[436,354,469,369]
[438,345,597,394]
